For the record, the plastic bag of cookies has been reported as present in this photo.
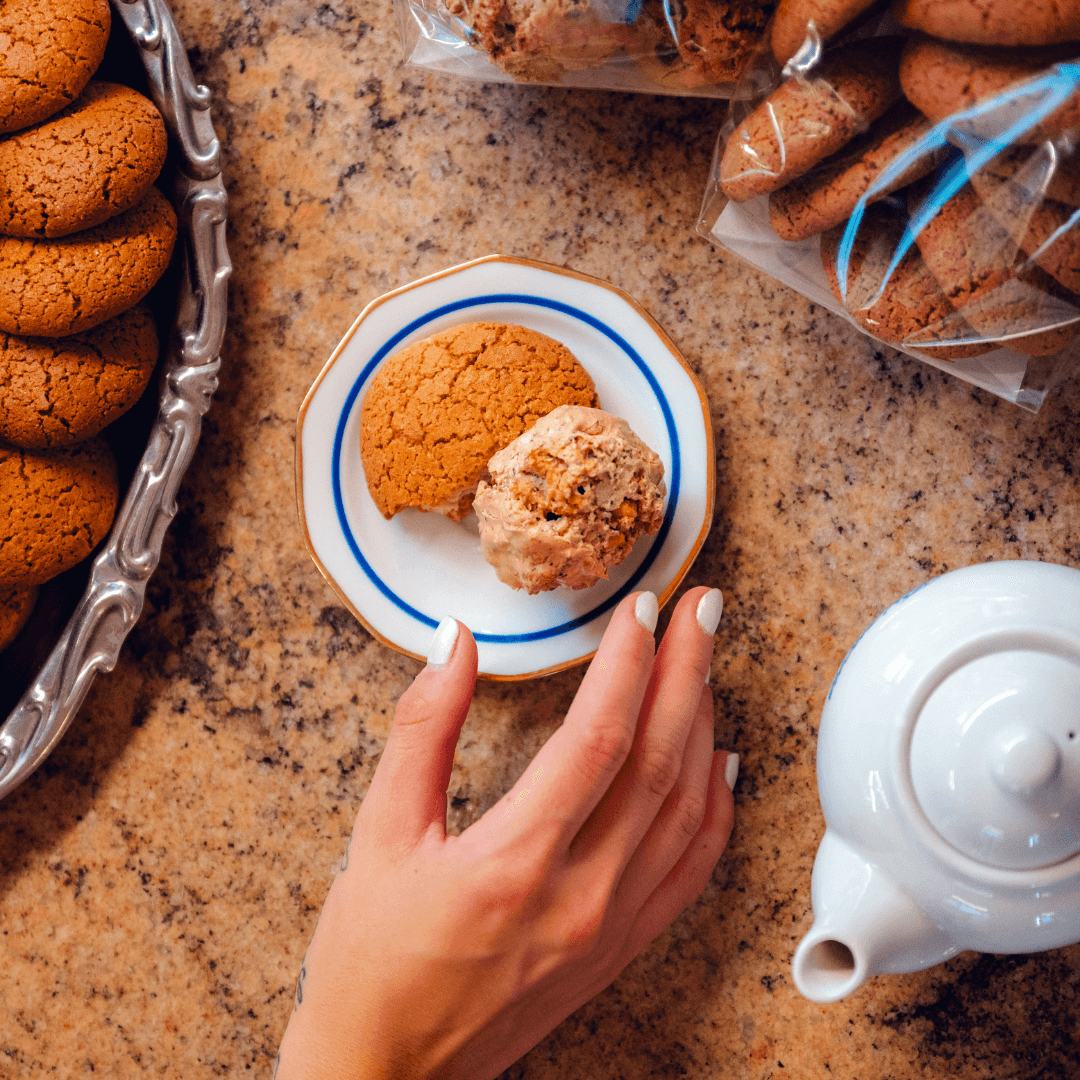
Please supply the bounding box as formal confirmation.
[393,0,779,96]
[697,0,1080,410]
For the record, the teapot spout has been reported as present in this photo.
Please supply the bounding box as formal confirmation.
[792,830,955,1003]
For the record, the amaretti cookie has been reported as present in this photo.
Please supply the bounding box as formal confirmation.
[473,405,666,594]
[975,145,1080,208]
[769,101,942,241]
[0,438,119,587]
[0,186,177,338]
[0,582,37,652]
[721,38,904,202]
[821,205,993,359]
[900,37,1080,145]
[892,0,1080,47]
[360,322,598,521]
[0,82,168,238]
[910,179,1079,356]
[970,170,1080,295]
[0,0,111,135]
[0,304,158,448]
[772,0,880,65]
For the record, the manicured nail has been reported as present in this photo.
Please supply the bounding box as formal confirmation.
[696,588,723,636]
[635,591,658,633]
[725,753,740,791]
[426,618,459,670]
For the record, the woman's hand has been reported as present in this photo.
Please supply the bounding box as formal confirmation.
[275,586,737,1080]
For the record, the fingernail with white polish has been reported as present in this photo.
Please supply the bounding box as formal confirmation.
[696,588,723,636]
[725,753,740,792]
[426,617,459,670]
[635,591,658,633]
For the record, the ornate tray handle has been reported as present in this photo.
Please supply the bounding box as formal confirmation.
[0,0,231,799]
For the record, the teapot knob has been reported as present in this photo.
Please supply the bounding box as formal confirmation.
[989,726,1061,797]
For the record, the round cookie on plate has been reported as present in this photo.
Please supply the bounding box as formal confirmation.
[360,321,598,521]
[473,404,666,594]
[892,0,1080,46]
[0,0,111,134]
[900,37,1080,144]
[0,582,38,652]
[769,100,942,241]
[0,438,119,587]
[0,82,168,238]
[720,38,904,202]
[0,303,158,448]
[820,203,993,359]
[0,186,177,337]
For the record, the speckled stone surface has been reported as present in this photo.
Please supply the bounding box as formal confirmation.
[3,1,1080,1076]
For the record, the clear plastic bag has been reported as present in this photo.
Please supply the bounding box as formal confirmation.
[698,27,1080,410]
[393,0,775,97]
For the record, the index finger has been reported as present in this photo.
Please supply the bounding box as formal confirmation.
[481,591,659,845]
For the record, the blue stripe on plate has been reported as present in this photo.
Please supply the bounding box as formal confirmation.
[331,293,681,643]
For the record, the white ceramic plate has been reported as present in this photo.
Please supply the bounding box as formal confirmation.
[296,255,714,679]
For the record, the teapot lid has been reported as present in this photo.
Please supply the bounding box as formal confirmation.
[910,642,1080,871]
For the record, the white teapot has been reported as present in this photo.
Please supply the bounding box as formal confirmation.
[792,560,1080,1003]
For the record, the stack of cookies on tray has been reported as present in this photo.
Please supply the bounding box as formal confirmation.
[719,0,1080,360]
[0,0,177,653]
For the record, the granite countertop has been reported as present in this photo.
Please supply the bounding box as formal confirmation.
[4,1,1080,1075]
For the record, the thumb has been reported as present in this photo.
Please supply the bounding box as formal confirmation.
[360,618,478,851]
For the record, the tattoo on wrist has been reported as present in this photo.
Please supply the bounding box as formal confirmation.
[293,952,308,1011]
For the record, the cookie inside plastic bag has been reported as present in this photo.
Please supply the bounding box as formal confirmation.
[699,18,1080,410]
[393,0,777,96]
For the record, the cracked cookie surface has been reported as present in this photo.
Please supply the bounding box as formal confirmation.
[360,321,598,521]
[0,186,177,337]
[0,581,37,651]
[0,303,158,448]
[0,437,118,587]
[0,0,110,135]
[0,82,168,238]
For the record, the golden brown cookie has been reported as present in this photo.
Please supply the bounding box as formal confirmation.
[909,179,1079,356]
[0,582,37,651]
[0,438,119,587]
[720,37,904,202]
[900,37,1080,145]
[0,0,111,135]
[0,304,158,449]
[771,0,880,65]
[820,204,993,359]
[893,0,1080,46]
[0,187,177,338]
[975,145,1080,208]
[769,101,942,241]
[969,169,1080,295]
[0,82,168,239]
[360,322,599,521]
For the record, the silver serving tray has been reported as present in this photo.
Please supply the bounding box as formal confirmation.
[0,0,230,800]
